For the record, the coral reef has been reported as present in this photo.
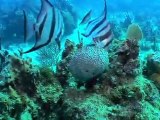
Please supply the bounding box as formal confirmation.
[0,36,160,120]
[0,25,160,119]
[143,52,160,89]
[0,49,9,72]
[54,35,160,119]
[0,54,63,119]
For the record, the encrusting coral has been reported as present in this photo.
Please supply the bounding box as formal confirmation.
[53,37,160,120]
[0,23,160,119]
[143,52,160,89]
[0,54,63,119]
[54,24,160,120]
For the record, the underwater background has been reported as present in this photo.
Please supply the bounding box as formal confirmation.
[0,0,160,120]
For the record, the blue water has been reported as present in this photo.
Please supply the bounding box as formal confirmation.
[0,0,159,49]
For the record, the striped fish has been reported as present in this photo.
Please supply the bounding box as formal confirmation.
[23,0,64,54]
[23,0,52,43]
[81,0,113,48]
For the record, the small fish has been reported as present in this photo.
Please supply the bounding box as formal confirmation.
[79,10,92,25]
[81,0,113,48]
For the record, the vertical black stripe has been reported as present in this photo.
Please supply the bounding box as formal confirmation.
[47,7,56,44]
[96,29,112,42]
[96,22,109,35]
[46,0,53,7]
[39,14,48,37]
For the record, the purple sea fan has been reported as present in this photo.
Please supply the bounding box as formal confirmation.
[68,46,109,81]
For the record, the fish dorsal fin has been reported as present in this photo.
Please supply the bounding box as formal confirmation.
[82,0,107,38]
[37,0,53,25]
[79,10,92,26]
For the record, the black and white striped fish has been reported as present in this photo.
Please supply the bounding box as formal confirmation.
[23,0,64,54]
[81,0,113,48]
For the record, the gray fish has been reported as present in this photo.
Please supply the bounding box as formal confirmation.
[37,0,53,25]
[35,13,48,40]
[23,0,64,53]
[79,10,92,25]
[23,8,55,54]
[23,0,53,43]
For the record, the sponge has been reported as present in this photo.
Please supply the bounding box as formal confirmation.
[68,46,109,81]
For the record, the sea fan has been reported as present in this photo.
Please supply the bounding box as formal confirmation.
[37,42,60,68]
[126,23,143,41]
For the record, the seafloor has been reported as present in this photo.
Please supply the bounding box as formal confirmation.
[0,1,160,120]
[0,23,160,120]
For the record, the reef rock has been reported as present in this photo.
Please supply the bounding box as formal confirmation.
[104,39,141,87]
[144,52,160,89]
